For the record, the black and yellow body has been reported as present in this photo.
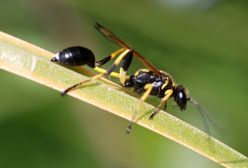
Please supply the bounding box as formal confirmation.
[51,23,209,132]
[124,69,187,111]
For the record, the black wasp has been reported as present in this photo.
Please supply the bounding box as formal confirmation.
[51,23,213,133]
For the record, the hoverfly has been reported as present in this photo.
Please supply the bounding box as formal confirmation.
[51,23,214,133]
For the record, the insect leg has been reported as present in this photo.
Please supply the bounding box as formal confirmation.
[126,83,153,133]
[119,50,133,85]
[61,49,132,96]
[61,67,126,96]
[149,89,173,119]
[93,67,120,78]
[97,48,133,85]
[61,73,104,96]
[96,47,133,82]
[96,48,126,67]
[105,48,132,76]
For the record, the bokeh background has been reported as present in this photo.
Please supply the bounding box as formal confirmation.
[1,0,248,168]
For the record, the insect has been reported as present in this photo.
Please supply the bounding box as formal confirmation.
[51,23,213,133]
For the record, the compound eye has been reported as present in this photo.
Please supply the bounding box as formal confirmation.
[174,86,187,111]
[177,90,187,110]
[178,91,184,99]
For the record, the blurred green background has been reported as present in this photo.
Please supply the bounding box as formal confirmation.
[1,0,248,168]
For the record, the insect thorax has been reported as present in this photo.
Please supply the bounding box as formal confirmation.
[124,69,174,98]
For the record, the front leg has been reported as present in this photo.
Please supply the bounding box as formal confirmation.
[126,83,153,133]
[149,89,173,119]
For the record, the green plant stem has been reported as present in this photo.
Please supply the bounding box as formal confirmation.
[0,31,247,168]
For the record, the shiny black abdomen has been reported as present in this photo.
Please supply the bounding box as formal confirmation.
[51,46,95,68]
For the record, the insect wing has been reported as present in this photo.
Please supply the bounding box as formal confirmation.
[95,23,161,75]
[95,23,129,48]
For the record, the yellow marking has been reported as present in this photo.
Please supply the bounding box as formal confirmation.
[134,71,139,76]
[159,70,172,77]
[94,67,106,73]
[161,80,169,90]
[159,89,173,108]
[119,67,127,85]
[149,89,173,119]
[140,84,153,101]
[134,69,149,76]
[113,49,131,65]
[94,67,119,78]
[110,48,126,59]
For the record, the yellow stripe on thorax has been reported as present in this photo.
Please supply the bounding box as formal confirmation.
[134,69,149,76]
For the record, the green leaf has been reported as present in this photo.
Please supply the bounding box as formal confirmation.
[0,31,247,168]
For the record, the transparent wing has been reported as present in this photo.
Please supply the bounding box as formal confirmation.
[188,97,223,135]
